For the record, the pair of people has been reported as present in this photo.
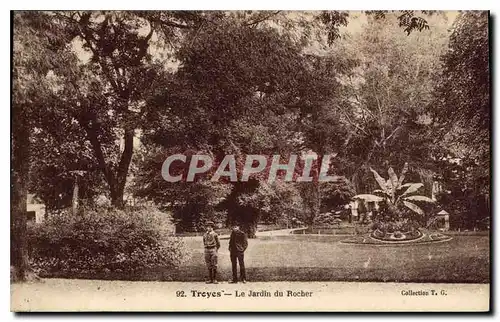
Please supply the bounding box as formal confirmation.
[203,221,248,284]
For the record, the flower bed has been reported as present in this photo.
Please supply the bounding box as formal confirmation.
[371,228,423,241]
[341,231,452,245]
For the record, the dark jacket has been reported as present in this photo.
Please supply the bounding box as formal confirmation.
[229,229,248,253]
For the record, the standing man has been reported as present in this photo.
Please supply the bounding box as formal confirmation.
[203,221,220,284]
[229,224,248,283]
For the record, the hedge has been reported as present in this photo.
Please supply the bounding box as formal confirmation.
[28,204,189,275]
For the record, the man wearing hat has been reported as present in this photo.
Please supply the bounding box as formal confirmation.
[228,224,248,283]
[203,221,220,284]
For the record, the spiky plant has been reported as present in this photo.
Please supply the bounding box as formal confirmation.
[354,162,435,221]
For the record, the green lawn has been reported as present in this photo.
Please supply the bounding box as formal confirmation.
[41,234,490,283]
[169,235,489,283]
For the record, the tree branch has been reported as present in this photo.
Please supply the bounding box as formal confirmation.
[383,126,401,143]
[244,11,282,26]
[77,114,114,187]
[337,105,370,137]
[372,82,383,116]
[158,19,194,29]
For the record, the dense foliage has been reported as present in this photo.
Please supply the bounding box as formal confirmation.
[28,205,188,274]
[431,11,490,229]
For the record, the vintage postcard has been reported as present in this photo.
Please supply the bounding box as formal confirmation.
[10,10,490,312]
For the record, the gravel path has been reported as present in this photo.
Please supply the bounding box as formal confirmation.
[183,227,307,241]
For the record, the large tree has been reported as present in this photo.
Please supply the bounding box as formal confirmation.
[328,12,451,194]
[50,12,171,207]
[12,12,78,281]
[142,18,330,236]
[431,11,490,224]
[432,11,489,187]
[11,10,208,279]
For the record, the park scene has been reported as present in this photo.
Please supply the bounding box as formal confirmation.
[11,10,489,310]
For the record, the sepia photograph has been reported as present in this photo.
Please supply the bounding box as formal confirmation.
[10,9,490,312]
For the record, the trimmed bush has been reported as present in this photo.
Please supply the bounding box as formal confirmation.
[313,211,347,228]
[28,204,189,275]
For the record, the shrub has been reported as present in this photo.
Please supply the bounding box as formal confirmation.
[28,204,189,274]
[313,212,344,227]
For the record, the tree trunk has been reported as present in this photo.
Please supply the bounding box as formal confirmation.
[225,181,260,238]
[316,182,321,221]
[72,176,79,215]
[81,117,134,210]
[111,128,134,209]
[242,221,257,239]
[11,109,37,282]
[306,182,321,226]
[11,159,30,282]
[110,180,125,208]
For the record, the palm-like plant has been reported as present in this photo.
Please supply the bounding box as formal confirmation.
[354,163,435,217]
